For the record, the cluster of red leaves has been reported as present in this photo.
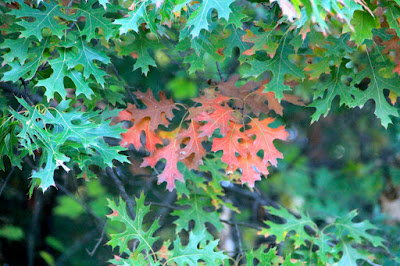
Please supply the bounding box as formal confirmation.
[118,76,303,191]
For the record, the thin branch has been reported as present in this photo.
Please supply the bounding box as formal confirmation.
[56,229,98,266]
[86,220,108,256]
[220,219,261,230]
[156,191,177,226]
[146,201,185,210]
[0,167,15,197]
[28,193,44,266]
[234,222,243,264]
[216,61,224,82]
[19,79,34,105]
[124,86,140,107]
[106,167,136,219]
[110,63,140,107]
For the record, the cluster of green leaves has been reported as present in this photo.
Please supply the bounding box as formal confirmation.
[259,206,386,265]
[106,188,386,265]
[107,192,227,265]
[6,98,127,192]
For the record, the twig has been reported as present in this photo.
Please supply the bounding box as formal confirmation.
[86,220,108,256]
[124,86,140,107]
[56,229,98,266]
[106,167,136,219]
[220,219,261,230]
[28,193,44,266]
[110,63,140,107]
[234,222,243,263]
[156,191,177,226]
[146,201,184,210]
[19,78,34,105]
[216,61,224,82]
[0,82,40,102]
[0,167,15,197]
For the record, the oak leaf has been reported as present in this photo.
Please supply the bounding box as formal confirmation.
[141,130,183,191]
[235,155,269,187]
[194,104,240,137]
[211,123,249,166]
[245,118,289,166]
[120,117,162,152]
[187,92,231,120]
[125,89,179,130]
[177,120,207,170]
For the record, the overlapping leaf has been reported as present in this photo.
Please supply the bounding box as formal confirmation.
[9,99,128,191]
[107,193,159,257]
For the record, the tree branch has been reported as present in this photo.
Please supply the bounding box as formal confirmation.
[106,167,136,219]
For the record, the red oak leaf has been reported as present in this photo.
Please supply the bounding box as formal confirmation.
[194,104,240,137]
[177,120,207,170]
[141,130,183,191]
[218,75,262,99]
[234,155,269,187]
[117,109,133,121]
[245,118,289,166]
[211,123,249,166]
[187,91,231,120]
[120,117,162,152]
[125,88,179,130]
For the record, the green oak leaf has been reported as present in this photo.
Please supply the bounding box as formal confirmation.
[246,246,282,266]
[32,148,70,191]
[185,0,234,38]
[117,31,164,75]
[9,98,128,192]
[9,2,69,40]
[0,36,34,65]
[262,206,317,248]
[244,38,304,99]
[172,193,223,233]
[66,39,110,87]
[241,25,280,57]
[0,119,22,171]
[226,3,248,28]
[36,48,93,100]
[73,0,117,41]
[343,11,380,46]
[333,210,385,248]
[386,3,400,38]
[336,242,370,266]
[310,65,357,123]
[166,229,227,265]
[2,37,49,82]
[222,26,252,57]
[107,193,160,257]
[324,33,354,58]
[352,49,400,128]
[113,0,157,35]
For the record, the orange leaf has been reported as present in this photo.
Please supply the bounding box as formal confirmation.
[235,155,269,187]
[195,104,240,137]
[245,118,289,166]
[125,89,179,131]
[211,123,249,166]
[120,118,162,152]
[141,130,183,191]
[177,120,207,170]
